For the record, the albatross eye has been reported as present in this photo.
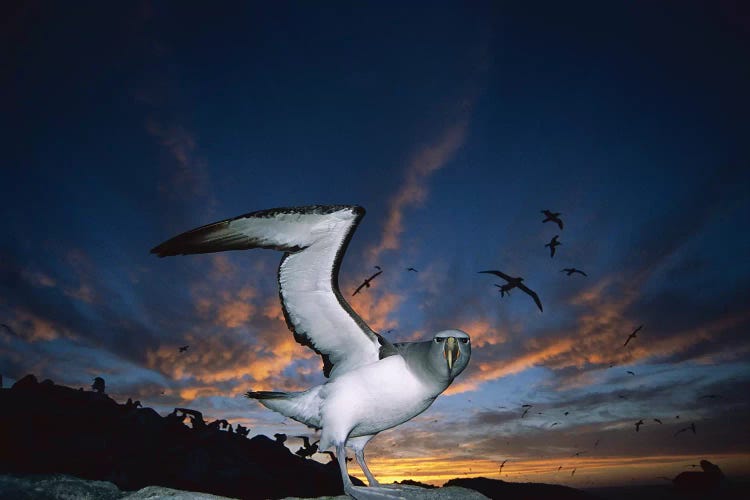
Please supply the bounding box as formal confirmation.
[459,338,469,344]
[435,338,445,343]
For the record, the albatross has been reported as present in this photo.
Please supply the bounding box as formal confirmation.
[151,205,471,499]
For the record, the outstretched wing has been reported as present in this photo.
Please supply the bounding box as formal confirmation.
[151,205,388,378]
[517,283,543,312]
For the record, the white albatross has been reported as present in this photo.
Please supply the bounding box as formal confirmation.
[151,205,471,499]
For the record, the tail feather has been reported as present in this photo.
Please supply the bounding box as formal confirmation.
[246,390,288,399]
[245,387,323,429]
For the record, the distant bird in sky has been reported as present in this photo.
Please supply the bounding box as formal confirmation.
[541,210,564,230]
[480,270,543,312]
[558,466,563,471]
[179,345,189,353]
[574,451,586,457]
[551,422,559,427]
[499,459,508,474]
[654,418,663,424]
[675,423,697,436]
[618,394,627,399]
[561,268,587,277]
[635,419,644,432]
[571,468,577,477]
[353,268,383,296]
[406,267,418,272]
[594,439,600,447]
[564,411,570,416]
[374,265,381,270]
[521,407,531,418]
[699,394,721,399]
[627,370,635,376]
[0,323,17,336]
[545,235,561,257]
[522,404,533,407]
[623,324,643,347]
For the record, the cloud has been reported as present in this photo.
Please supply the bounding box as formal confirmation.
[368,119,469,264]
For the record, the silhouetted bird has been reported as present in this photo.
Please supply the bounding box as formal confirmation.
[406,267,418,272]
[654,418,663,424]
[699,394,721,399]
[674,425,692,437]
[564,411,570,416]
[571,468,576,477]
[558,466,563,471]
[541,210,564,230]
[551,422,559,427]
[499,459,508,474]
[521,407,530,418]
[91,377,105,394]
[594,439,600,447]
[561,268,587,277]
[295,436,320,458]
[522,404,533,408]
[618,394,627,399]
[574,451,586,457]
[545,235,561,258]
[353,269,383,296]
[480,270,543,312]
[179,345,189,353]
[623,325,643,347]
[374,265,381,271]
[627,370,635,376]
[635,419,644,432]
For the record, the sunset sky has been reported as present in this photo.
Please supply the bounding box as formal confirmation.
[2,1,749,488]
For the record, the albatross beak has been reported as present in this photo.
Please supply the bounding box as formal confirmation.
[444,337,459,372]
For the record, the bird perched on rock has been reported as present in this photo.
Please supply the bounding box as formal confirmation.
[151,205,472,499]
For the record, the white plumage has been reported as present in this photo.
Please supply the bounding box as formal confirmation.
[152,205,471,499]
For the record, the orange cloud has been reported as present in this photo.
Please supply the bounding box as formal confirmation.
[6,308,75,342]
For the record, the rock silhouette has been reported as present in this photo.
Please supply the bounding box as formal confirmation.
[0,374,363,499]
[673,459,724,495]
[444,477,596,499]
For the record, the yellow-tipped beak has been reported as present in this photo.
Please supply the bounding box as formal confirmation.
[444,337,459,371]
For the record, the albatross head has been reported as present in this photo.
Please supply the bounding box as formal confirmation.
[430,329,471,379]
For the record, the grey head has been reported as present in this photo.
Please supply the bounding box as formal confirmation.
[428,329,471,380]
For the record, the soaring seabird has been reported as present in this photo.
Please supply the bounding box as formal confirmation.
[494,283,515,297]
[151,205,471,499]
[635,419,644,432]
[541,210,564,230]
[545,235,561,258]
[561,268,587,277]
[406,267,418,273]
[623,324,643,347]
[480,270,543,312]
[179,345,190,353]
[352,269,383,296]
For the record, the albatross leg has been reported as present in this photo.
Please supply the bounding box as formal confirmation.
[339,438,409,499]
[348,434,380,486]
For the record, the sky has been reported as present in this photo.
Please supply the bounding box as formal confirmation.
[2,0,749,489]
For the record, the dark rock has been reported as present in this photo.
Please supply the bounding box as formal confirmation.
[443,477,598,500]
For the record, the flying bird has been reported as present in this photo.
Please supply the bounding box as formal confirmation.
[406,267,418,273]
[521,407,531,418]
[623,324,643,347]
[699,394,721,399]
[653,418,663,424]
[635,419,644,432]
[558,466,563,471]
[352,269,383,296]
[564,411,570,416]
[499,459,508,474]
[561,268,587,276]
[627,370,635,376]
[179,345,190,353]
[545,235,561,258]
[151,205,472,499]
[480,270,543,312]
[551,422,559,427]
[571,468,577,477]
[541,210,564,230]
[594,439,600,447]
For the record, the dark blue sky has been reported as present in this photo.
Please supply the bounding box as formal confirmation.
[2,1,749,486]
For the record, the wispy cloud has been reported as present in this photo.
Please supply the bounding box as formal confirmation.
[368,119,469,264]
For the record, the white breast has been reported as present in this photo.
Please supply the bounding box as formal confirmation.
[321,355,438,439]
